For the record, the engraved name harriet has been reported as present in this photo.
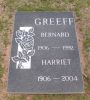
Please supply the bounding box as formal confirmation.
[42,59,71,66]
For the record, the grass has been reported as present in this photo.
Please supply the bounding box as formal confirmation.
[0,17,9,47]
[0,21,4,32]
[41,95,89,100]
[0,51,4,78]
[7,95,26,100]
[17,1,66,11]
[84,39,90,48]
[84,28,90,52]
[2,32,9,47]
[0,64,4,78]
[33,95,41,100]
[0,0,90,100]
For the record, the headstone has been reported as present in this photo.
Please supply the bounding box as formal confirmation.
[8,12,84,94]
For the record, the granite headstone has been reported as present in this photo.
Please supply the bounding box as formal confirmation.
[8,12,84,94]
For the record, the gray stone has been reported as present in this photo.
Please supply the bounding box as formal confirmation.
[7,12,84,94]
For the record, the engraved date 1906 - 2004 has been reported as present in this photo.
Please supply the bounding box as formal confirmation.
[38,76,78,82]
